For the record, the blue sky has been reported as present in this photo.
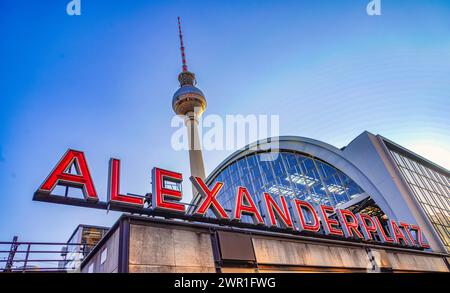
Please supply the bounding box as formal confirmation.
[0,0,449,242]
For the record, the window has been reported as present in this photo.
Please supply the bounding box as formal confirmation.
[88,263,94,273]
[389,150,450,252]
[100,248,108,265]
[205,151,374,226]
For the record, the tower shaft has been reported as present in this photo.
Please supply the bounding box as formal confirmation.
[185,114,206,181]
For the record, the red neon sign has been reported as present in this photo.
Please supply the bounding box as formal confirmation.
[318,205,344,237]
[39,149,98,202]
[190,176,228,220]
[108,158,144,207]
[399,222,417,247]
[337,209,364,239]
[373,216,395,244]
[233,187,264,225]
[263,193,293,229]
[35,149,432,250]
[389,220,411,246]
[292,199,320,232]
[151,167,185,213]
[357,213,378,241]
[410,225,431,249]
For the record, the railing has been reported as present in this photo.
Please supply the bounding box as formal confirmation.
[0,238,95,273]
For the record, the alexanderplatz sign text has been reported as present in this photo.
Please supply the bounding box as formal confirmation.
[33,149,430,250]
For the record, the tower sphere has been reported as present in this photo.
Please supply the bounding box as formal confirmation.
[172,72,207,116]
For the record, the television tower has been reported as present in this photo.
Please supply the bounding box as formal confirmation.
[172,17,207,184]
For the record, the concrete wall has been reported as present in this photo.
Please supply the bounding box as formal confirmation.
[128,224,216,273]
[252,237,370,270]
[383,250,449,272]
[81,227,120,273]
[251,236,449,272]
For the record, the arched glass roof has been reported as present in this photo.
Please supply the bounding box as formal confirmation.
[206,150,371,224]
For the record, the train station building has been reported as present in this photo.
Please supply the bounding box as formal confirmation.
[75,133,450,273]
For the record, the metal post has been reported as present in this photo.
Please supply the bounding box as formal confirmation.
[22,244,31,273]
[4,236,19,272]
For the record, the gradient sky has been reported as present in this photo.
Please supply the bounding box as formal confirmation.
[0,0,449,243]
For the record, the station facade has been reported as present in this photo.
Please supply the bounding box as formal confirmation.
[76,132,450,273]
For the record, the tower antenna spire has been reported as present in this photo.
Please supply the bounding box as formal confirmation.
[178,16,188,72]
